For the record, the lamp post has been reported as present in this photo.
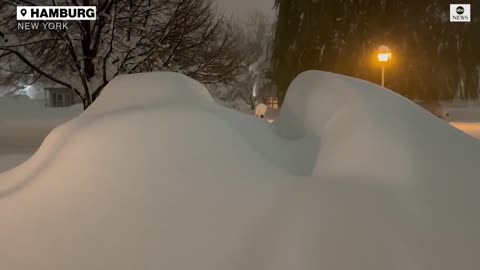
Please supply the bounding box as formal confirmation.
[377,45,392,87]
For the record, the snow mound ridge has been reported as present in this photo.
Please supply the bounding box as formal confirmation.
[275,71,480,186]
[84,72,214,117]
[1,71,480,270]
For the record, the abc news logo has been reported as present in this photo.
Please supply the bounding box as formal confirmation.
[450,4,471,22]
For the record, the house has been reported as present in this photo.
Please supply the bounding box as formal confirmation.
[44,87,77,107]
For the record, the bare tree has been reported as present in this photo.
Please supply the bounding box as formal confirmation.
[234,10,272,109]
[242,10,272,64]
[236,73,260,110]
[207,10,273,110]
[0,0,243,108]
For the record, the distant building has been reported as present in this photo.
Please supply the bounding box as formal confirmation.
[44,87,77,107]
[260,71,278,109]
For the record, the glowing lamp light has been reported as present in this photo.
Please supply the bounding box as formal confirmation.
[377,52,391,63]
[377,45,391,87]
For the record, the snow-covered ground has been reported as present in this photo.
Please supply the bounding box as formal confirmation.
[446,105,480,139]
[450,122,480,139]
[0,71,479,270]
[0,96,82,171]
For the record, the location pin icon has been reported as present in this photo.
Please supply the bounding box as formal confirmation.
[20,9,27,17]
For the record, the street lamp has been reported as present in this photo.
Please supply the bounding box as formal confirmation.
[377,45,391,87]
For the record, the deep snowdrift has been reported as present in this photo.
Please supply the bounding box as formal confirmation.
[448,105,480,122]
[450,122,480,139]
[0,96,82,152]
[276,71,480,183]
[1,71,479,270]
[0,96,82,171]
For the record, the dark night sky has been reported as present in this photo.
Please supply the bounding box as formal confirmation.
[214,0,275,18]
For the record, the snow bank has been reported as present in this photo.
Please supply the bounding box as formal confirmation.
[0,96,82,150]
[274,71,480,268]
[450,122,480,139]
[1,71,479,270]
[0,96,82,170]
[448,106,480,122]
[0,95,82,121]
[442,103,480,139]
[0,153,31,172]
[276,71,480,182]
